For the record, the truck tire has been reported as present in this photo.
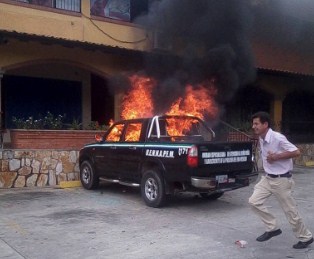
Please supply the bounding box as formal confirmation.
[199,192,224,200]
[80,161,99,190]
[141,170,166,208]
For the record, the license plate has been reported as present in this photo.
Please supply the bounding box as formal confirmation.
[216,175,228,183]
[228,178,235,183]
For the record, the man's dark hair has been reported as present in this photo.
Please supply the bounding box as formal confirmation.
[251,111,271,127]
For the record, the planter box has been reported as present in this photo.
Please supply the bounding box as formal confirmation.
[10,129,104,149]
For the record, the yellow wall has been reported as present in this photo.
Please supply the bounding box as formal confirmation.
[0,38,135,74]
[0,1,150,141]
[0,36,139,130]
[0,1,152,52]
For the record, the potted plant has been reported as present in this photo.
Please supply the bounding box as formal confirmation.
[10,112,109,149]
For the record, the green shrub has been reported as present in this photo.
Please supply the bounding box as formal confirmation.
[12,112,109,131]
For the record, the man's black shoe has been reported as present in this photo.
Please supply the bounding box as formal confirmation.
[293,237,313,249]
[256,229,282,242]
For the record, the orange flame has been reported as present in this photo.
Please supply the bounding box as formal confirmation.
[165,82,218,137]
[109,119,114,126]
[124,123,142,142]
[106,124,124,142]
[165,117,198,137]
[166,83,218,120]
[121,75,155,120]
[108,75,218,141]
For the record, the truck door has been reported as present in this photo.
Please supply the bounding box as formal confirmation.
[114,121,145,182]
[94,123,125,178]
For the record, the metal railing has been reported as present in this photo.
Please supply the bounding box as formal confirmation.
[14,0,81,12]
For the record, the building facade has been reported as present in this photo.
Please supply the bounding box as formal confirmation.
[0,0,151,143]
[0,0,314,188]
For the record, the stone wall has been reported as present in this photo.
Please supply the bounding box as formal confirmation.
[0,150,79,188]
[256,144,314,167]
[296,144,314,165]
[0,144,313,189]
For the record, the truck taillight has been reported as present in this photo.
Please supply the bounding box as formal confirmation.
[187,145,198,167]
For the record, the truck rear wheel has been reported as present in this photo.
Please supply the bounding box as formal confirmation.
[141,170,166,208]
[80,161,99,190]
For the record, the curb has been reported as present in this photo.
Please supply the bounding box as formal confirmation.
[305,161,314,167]
[59,181,81,188]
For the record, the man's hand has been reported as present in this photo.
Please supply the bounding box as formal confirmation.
[266,151,277,163]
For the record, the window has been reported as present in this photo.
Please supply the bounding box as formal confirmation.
[91,0,130,21]
[55,0,80,12]
[3,75,82,129]
[106,123,124,142]
[90,0,149,22]
[15,0,81,12]
[124,123,142,142]
[29,0,53,7]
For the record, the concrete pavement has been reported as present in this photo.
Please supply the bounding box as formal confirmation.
[1,166,314,259]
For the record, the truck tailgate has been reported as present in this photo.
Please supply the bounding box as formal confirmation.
[197,142,254,173]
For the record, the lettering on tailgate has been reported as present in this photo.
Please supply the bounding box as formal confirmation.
[202,149,250,164]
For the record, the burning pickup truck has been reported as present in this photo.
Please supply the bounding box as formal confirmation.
[79,115,258,207]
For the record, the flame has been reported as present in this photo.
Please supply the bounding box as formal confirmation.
[166,83,218,120]
[165,81,218,137]
[106,124,124,142]
[121,75,155,120]
[124,123,142,142]
[165,117,198,137]
[107,75,218,141]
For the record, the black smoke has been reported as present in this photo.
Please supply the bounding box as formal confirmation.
[135,0,257,116]
[109,0,257,120]
[251,0,314,57]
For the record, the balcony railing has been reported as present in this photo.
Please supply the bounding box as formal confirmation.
[15,0,81,12]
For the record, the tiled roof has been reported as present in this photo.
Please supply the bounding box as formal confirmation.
[0,29,147,56]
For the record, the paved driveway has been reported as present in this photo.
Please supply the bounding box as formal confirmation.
[1,166,314,259]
